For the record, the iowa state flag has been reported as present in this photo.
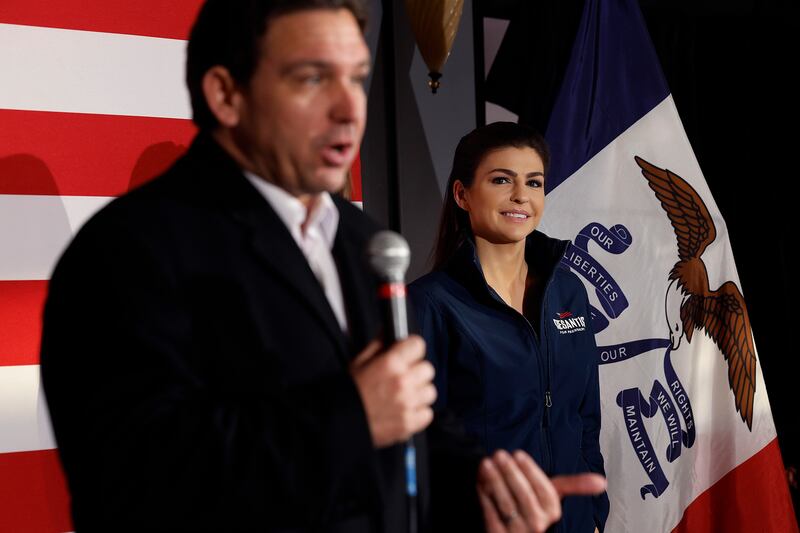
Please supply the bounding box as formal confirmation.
[536,0,798,531]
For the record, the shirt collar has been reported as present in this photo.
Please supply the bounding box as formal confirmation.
[243,171,339,249]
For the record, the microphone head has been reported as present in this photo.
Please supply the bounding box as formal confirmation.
[367,230,411,282]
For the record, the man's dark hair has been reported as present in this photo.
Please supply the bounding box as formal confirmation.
[186,0,368,131]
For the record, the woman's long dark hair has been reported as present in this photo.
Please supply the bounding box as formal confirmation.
[431,122,551,271]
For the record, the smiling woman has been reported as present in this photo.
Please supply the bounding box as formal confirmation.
[409,122,609,532]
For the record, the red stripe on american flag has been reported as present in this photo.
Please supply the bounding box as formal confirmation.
[0,449,72,533]
[0,109,195,197]
[0,0,203,40]
[672,438,799,532]
[0,280,47,367]
[350,153,362,202]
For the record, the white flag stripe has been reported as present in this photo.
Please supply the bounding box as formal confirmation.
[0,194,112,280]
[0,364,56,454]
[0,23,190,119]
[540,96,776,532]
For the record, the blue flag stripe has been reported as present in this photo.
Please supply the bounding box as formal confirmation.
[544,0,670,193]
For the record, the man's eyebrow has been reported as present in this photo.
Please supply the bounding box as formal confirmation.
[280,60,330,75]
[280,59,371,75]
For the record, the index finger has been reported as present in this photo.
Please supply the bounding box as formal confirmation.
[551,473,607,497]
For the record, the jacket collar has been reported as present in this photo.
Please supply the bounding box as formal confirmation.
[444,231,569,305]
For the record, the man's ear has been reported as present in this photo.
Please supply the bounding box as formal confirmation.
[202,66,242,128]
[453,180,469,211]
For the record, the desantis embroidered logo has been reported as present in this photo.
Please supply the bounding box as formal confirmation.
[552,311,587,334]
[635,156,757,430]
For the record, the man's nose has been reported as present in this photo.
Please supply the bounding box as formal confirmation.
[330,79,364,123]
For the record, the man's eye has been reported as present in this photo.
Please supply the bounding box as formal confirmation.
[295,72,323,85]
[491,176,511,184]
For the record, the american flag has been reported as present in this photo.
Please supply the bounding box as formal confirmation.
[0,3,362,531]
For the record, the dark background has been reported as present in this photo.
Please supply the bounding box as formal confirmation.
[482,0,800,520]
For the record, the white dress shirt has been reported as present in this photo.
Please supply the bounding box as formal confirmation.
[244,171,348,332]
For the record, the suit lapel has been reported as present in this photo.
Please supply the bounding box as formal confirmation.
[188,134,351,365]
[332,199,380,354]
[245,201,354,365]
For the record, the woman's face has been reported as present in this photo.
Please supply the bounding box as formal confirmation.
[455,146,545,245]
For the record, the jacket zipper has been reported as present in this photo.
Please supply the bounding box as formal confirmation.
[476,243,565,475]
[537,280,554,476]
[488,276,556,475]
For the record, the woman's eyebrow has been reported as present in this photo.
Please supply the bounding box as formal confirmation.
[487,168,516,176]
[486,168,544,178]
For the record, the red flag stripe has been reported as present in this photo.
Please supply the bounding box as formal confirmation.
[0,449,72,533]
[350,153,362,202]
[0,1,203,40]
[0,281,47,366]
[0,109,195,197]
[673,438,799,532]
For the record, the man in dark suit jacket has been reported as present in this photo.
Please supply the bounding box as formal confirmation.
[41,1,435,531]
[41,1,605,531]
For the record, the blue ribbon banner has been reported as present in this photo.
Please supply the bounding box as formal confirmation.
[597,338,670,365]
[613,347,697,498]
[562,223,631,320]
[616,388,670,499]
[664,350,696,447]
[565,222,697,499]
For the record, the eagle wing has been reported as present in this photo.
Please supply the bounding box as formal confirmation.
[635,156,716,261]
[680,282,757,429]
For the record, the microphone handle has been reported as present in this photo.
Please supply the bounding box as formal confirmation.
[377,281,416,533]
[379,281,408,344]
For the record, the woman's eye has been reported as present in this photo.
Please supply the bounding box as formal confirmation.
[527,179,543,188]
[491,176,511,184]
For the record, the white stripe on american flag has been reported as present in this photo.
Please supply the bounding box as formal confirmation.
[0,23,190,119]
[0,195,112,280]
[0,365,56,454]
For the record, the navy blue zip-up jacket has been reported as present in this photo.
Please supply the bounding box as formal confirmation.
[410,231,609,532]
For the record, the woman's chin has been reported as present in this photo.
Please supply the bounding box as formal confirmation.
[479,231,531,246]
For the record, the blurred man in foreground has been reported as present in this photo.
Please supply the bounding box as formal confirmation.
[41,1,604,531]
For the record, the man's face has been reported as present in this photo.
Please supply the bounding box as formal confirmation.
[233,8,370,203]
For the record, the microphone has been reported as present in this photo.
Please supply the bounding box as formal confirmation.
[366,230,411,344]
[366,231,417,533]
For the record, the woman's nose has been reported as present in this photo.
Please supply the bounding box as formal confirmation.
[510,182,528,203]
